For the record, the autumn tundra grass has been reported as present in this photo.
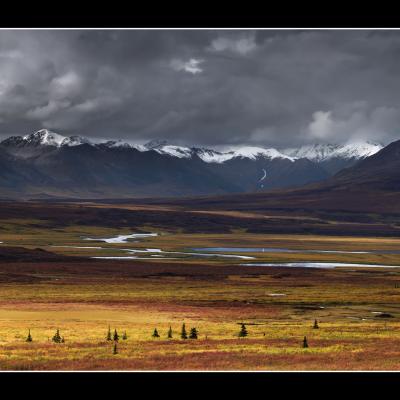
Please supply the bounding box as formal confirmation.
[0,256,400,369]
[1,213,400,370]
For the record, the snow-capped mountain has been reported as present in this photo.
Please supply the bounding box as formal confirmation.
[195,146,294,163]
[144,141,375,165]
[282,141,383,162]
[229,146,295,161]
[2,130,380,164]
[22,129,67,147]
[1,129,95,158]
[0,129,390,198]
[142,140,295,163]
[7,129,92,149]
[282,141,384,175]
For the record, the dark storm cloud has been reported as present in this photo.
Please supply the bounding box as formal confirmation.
[0,29,399,147]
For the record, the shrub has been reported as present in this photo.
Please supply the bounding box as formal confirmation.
[189,328,198,339]
[26,329,32,342]
[181,323,188,339]
[167,326,173,339]
[52,329,62,343]
[152,328,160,338]
[313,319,319,329]
[238,323,248,338]
[303,336,309,348]
[106,326,112,341]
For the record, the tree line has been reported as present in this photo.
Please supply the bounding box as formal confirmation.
[24,319,320,354]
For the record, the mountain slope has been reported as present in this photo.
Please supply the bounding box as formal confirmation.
[330,139,400,190]
[19,143,243,197]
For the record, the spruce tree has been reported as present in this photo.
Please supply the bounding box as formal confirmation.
[189,327,198,339]
[152,328,160,338]
[122,331,128,340]
[167,326,173,339]
[113,342,118,355]
[26,329,32,342]
[106,325,112,341]
[303,336,309,348]
[181,323,187,339]
[238,323,248,338]
[52,329,62,343]
[313,319,319,329]
[113,329,119,342]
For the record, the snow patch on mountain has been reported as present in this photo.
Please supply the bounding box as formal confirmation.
[143,139,192,158]
[154,145,193,158]
[102,140,147,151]
[195,148,234,163]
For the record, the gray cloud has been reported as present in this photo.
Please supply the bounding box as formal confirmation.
[0,29,399,147]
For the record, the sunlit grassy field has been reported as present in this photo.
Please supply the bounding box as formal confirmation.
[1,216,400,370]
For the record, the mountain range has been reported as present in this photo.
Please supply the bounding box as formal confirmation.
[166,138,400,217]
[0,129,384,198]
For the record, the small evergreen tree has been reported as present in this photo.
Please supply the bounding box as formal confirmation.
[152,328,160,338]
[303,336,309,348]
[113,329,119,342]
[238,323,248,338]
[113,342,118,355]
[106,325,112,341]
[26,329,32,342]
[189,327,198,339]
[313,319,319,329]
[167,326,173,339]
[52,329,62,343]
[122,331,128,340]
[61,337,65,343]
[181,323,187,339]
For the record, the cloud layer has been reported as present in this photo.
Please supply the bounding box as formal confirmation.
[0,29,399,147]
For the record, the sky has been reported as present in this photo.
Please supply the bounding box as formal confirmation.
[0,29,399,148]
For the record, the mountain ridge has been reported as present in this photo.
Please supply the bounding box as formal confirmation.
[0,129,383,163]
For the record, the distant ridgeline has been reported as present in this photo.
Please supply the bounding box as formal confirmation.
[0,129,384,199]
